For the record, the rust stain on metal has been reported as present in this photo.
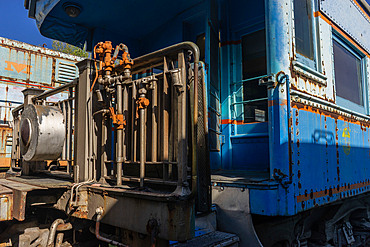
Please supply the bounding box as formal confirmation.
[292,102,370,128]
[56,222,73,231]
[0,158,11,168]
[296,179,370,203]
[268,99,287,107]
[0,185,13,221]
[0,127,12,167]
[71,209,88,219]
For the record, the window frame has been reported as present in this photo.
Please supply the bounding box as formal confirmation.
[332,32,368,115]
[293,0,319,70]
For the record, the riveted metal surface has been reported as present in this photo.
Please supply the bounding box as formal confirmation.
[320,0,370,55]
[291,99,370,213]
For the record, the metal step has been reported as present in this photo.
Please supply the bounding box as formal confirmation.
[0,178,46,221]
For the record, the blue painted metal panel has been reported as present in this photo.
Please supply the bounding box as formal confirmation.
[291,104,370,213]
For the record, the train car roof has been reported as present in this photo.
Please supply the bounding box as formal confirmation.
[24,0,370,54]
[0,36,82,61]
[24,0,204,52]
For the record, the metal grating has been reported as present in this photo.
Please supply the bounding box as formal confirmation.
[196,64,211,213]
[56,62,78,84]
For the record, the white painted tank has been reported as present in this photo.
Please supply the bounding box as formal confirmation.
[20,104,65,162]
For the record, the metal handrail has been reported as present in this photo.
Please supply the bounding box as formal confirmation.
[231,75,268,85]
[33,79,77,101]
[232,97,268,105]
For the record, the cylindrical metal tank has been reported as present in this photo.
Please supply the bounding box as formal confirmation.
[20,104,65,161]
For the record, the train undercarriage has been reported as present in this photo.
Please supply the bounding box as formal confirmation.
[0,173,368,246]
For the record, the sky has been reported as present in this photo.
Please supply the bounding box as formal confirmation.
[0,0,53,48]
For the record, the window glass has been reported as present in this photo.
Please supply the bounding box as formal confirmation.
[242,29,268,122]
[333,40,363,106]
[294,0,314,60]
[196,33,206,62]
[242,29,267,79]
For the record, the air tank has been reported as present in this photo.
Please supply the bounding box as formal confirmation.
[20,104,65,162]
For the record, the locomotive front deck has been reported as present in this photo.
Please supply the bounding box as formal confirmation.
[2,0,369,246]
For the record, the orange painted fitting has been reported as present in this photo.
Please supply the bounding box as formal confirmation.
[109,107,126,130]
[137,97,150,109]
[136,97,150,118]
[115,114,126,130]
[120,51,134,69]
[95,41,115,74]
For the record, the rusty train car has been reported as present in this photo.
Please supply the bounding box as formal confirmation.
[0,37,82,168]
[0,0,369,246]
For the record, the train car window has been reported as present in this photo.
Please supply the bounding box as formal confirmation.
[242,29,268,123]
[333,37,365,108]
[196,33,206,63]
[294,0,313,59]
[294,0,316,69]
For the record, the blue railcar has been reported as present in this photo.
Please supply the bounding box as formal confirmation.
[3,0,367,245]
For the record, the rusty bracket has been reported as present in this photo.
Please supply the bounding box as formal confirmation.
[109,107,126,130]
[272,169,292,188]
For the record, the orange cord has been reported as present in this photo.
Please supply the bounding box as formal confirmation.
[90,45,99,92]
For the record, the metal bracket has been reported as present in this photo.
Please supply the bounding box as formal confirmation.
[342,222,355,245]
[259,74,276,87]
[273,169,292,188]
[220,135,226,145]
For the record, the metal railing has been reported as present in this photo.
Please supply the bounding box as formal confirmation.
[10,43,205,198]
[10,80,77,175]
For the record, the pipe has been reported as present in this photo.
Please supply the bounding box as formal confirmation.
[132,82,137,162]
[47,219,64,247]
[92,109,110,117]
[191,62,198,195]
[55,233,64,247]
[61,101,67,161]
[180,57,188,191]
[133,42,200,72]
[284,74,292,183]
[116,80,123,186]
[123,85,129,165]
[32,79,77,101]
[70,180,93,208]
[95,208,128,247]
[139,95,146,187]
[174,51,189,195]
[151,86,158,162]
[101,113,108,178]
[67,89,73,172]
